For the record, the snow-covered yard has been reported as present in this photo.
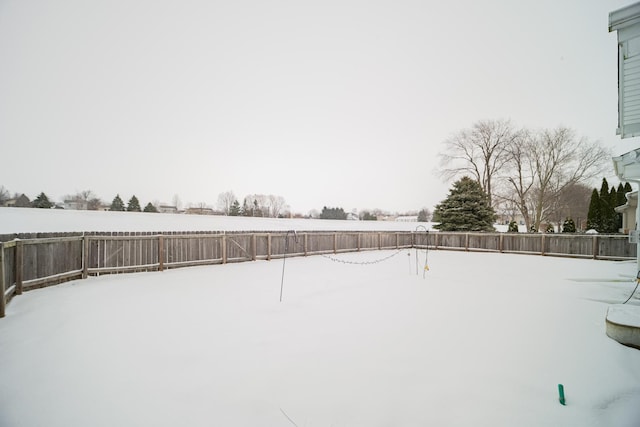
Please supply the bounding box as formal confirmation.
[1,246,639,426]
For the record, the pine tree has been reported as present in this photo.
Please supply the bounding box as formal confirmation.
[602,179,616,233]
[433,177,496,231]
[417,209,430,222]
[616,183,626,207]
[32,192,53,208]
[229,200,241,216]
[586,189,601,231]
[110,194,125,211]
[127,195,141,212]
[562,217,576,233]
[143,202,158,213]
[615,183,628,231]
[241,199,250,216]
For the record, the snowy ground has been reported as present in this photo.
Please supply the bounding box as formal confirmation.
[0,207,434,234]
[1,248,640,427]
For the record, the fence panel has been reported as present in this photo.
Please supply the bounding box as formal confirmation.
[359,232,379,250]
[336,233,359,252]
[21,237,83,289]
[546,235,594,257]
[225,234,253,262]
[164,234,223,268]
[501,233,543,254]
[306,233,335,254]
[598,235,637,259]
[437,233,467,250]
[468,233,500,252]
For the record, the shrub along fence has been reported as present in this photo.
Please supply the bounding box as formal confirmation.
[0,230,635,317]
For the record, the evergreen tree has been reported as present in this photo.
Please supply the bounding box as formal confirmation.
[600,179,616,232]
[32,192,53,208]
[417,209,431,222]
[507,220,519,232]
[615,183,628,231]
[562,217,576,233]
[361,211,377,221]
[320,206,348,220]
[586,189,601,231]
[127,195,141,212]
[616,183,626,207]
[433,177,496,231]
[545,223,555,233]
[110,194,125,211]
[229,200,241,216]
[143,202,158,213]
[241,199,250,216]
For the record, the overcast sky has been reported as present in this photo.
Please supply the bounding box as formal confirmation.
[0,0,636,214]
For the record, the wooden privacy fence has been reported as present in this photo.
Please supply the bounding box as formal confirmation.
[1,230,636,317]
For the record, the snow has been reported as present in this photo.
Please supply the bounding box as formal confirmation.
[1,209,640,426]
[607,304,640,328]
[0,207,434,234]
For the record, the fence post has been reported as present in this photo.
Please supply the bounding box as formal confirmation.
[396,233,399,249]
[0,242,5,318]
[15,239,23,295]
[592,235,599,260]
[304,233,308,256]
[465,233,469,251]
[358,233,361,251]
[222,235,227,264]
[267,234,272,261]
[378,233,382,250]
[252,234,257,261]
[334,233,337,254]
[541,233,546,256]
[158,235,165,271]
[499,233,504,253]
[82,235,89,279]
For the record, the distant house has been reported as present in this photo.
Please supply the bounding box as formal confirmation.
[63,199,88,210]
[158,205,178,214]
[615,190,637,233]
[4,194,31,208]
[185,207,215,215]
[395,216,418,222]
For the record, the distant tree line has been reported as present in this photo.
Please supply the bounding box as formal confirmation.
[1,184,434,220]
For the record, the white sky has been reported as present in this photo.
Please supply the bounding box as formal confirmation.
[0,0,636,214]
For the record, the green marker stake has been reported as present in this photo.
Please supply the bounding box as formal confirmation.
[558,384,566,405]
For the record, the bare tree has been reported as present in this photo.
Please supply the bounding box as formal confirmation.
[62,190,101,210]
[546,182,592,231]
[439,119,518,208]
[217,191,237,215]
[500,127,610,231]
[172,194,182,210]
[499,129,536,230]
[268,194,286,217]
[242,194,287,217]
[0,185,10,205]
